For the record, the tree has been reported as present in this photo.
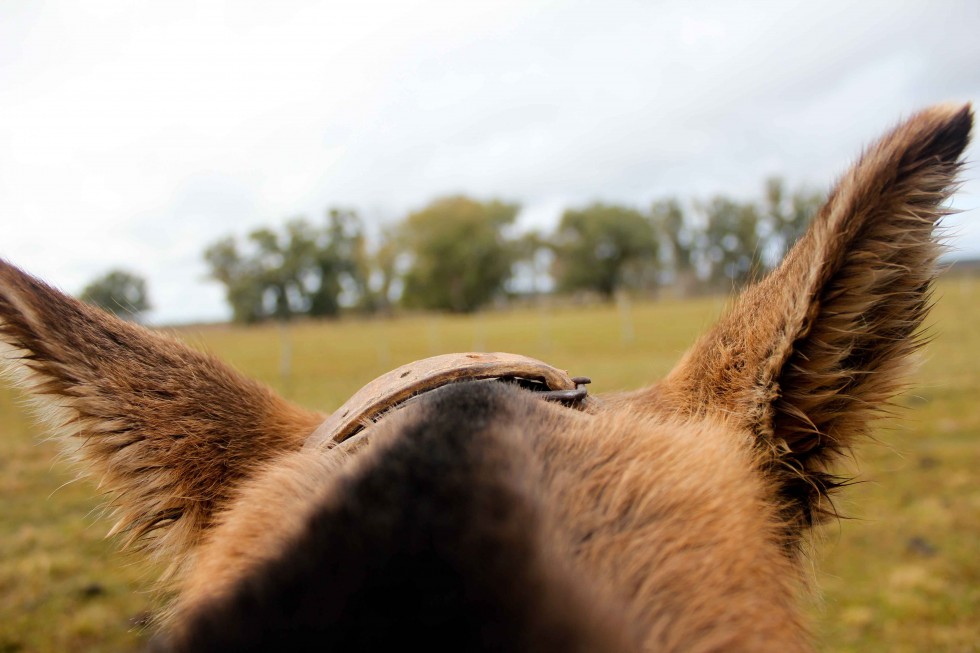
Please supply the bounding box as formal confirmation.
[651,198,702,297]
[80,269,151,321]
[204,237,267,323]
[362,225,400,314]
[511,230,553,296]
[552,203,658,298]
[398,196,520,313]
[248,221,315,320]
[308,209,369,317]
[698,197,762,288]
[651,198,694,280]
[204,210,370,324]
[761,177,824,266]
[204,227,312,324]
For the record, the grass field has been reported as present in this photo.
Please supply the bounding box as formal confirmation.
[1,277,978,652]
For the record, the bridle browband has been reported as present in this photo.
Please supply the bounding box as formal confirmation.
[303,352,593,453]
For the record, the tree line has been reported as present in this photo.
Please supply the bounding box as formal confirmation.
[200,178,823,323]
[78,177,823,322]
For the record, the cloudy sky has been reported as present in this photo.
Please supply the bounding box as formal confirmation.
[2,0,979,324]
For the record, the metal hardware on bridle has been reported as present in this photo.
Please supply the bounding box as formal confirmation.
[507,375,591,405]
[303,353,594,453]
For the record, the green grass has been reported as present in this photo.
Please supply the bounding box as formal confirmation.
[1,279,978,651]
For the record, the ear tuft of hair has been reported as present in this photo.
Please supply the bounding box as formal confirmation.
[656,103,972,543]
[0,261,324,575]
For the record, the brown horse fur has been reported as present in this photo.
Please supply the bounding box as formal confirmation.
[0,103,972,651]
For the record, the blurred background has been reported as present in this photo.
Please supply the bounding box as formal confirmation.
[1,1,978,651]
[1,0,979,324]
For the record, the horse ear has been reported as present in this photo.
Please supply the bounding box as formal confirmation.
[648,104,972,538]
[0,261,324,572]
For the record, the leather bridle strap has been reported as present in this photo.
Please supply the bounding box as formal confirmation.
[303,352,590,452]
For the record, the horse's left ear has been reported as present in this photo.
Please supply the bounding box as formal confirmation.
[641,103,972,540]
[0,260,324,571]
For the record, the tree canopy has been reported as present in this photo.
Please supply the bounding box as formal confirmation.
[761,177,825,263]
[398,196,520,313]
[204,210,367,323]
[80,269,151,321]
[699,196,763,288]
[552,203,658,298]
[201,178,824,322]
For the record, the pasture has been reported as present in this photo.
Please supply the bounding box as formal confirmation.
[1,276,978,652]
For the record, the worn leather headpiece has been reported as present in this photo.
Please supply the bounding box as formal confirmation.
[304,352,592,453]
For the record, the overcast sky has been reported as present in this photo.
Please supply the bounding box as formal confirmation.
[2,0,979,324]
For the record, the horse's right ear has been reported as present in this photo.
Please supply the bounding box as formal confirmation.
[644,103,972,541]
[0,261,324,572]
